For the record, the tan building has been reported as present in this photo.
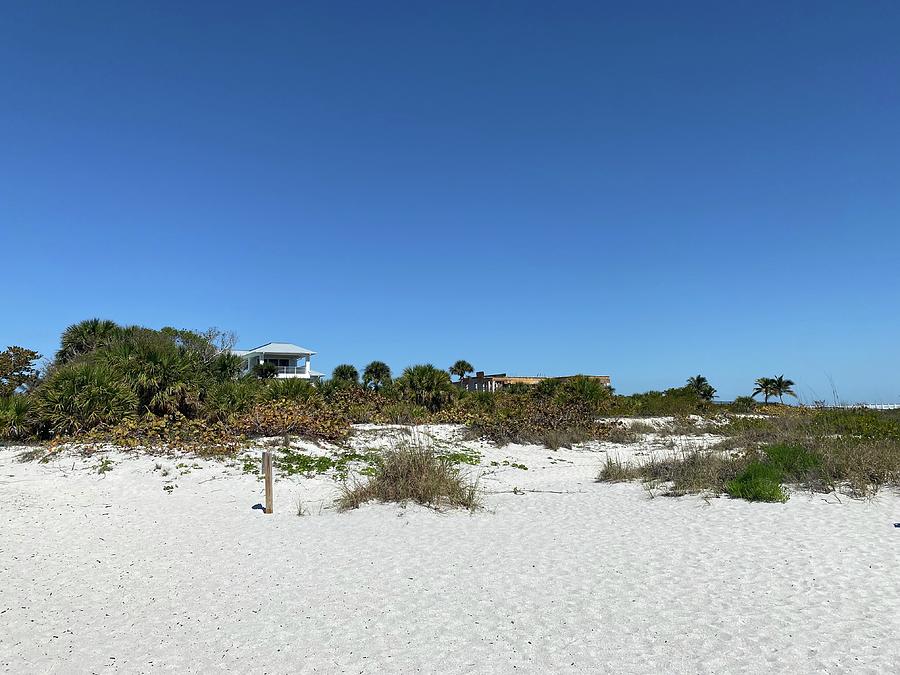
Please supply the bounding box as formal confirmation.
[457,371,611,393]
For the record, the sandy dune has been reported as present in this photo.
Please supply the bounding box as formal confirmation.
[2,425,898,673]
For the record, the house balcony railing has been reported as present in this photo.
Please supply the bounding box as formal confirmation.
[275,366,309,375]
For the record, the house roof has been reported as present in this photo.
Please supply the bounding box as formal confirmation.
[241,342,316,356]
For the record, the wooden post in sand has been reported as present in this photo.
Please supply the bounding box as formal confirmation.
[263,451,274,514]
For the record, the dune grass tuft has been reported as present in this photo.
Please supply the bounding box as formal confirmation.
[598,456,639,482]
[338,444,480,512]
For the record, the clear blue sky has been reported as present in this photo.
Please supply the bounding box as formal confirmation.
[2,1,898,403]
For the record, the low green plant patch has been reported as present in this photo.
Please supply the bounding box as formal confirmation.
[440,449,482,465]
[458,392,612,449]
[243,448,380,480]
[726,462,788,502]
[332,450,381,480]
[818,409,900,442]
[764,444,820,479]
[276,450,336,477]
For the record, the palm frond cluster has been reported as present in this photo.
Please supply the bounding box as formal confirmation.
[3,320,244,439]
[752,375,797,404]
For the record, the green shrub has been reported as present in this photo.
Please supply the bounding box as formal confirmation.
[464,393,610,448]
[468,391,497,409]
[318,387,403,423]
[263,378,320,403]
[203,379,262,420]
[82,415,243,455]
[607,386,712,417]
[102,338,202,417]
[314,378,341,401]
[726,462,788,502]
[210,352,243,381]
[233,399,350,443]
[36,362,138,435]
[374,400,429,424]
[395,364,457,412]
[532,378,562,399]
[0,396,34,440]
[729,396,757,413]
[554,376,613,407]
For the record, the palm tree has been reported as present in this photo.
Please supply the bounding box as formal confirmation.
[686,374,716,401]
[772,375,797,404]
[449,360,474,381]
[397,364,457,411]
[56,318,121,364]
[751,377,777,404]
[362,361,392,391]
[331,364,359,386]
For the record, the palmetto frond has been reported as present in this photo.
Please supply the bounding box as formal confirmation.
[56,318,121,365]
[398,364,457,411]
[332,364,359,384]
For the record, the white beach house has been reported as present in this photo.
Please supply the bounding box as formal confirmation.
[232,342,324,380]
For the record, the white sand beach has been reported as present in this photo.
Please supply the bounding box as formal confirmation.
[2,425,898,673]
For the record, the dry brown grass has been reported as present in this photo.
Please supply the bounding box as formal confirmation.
[600,449,754,496]
[811,438,900,497]
[626,421,657,435]
[603,424,641,444]
[597,456,637,482]
[338,444,480,511]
